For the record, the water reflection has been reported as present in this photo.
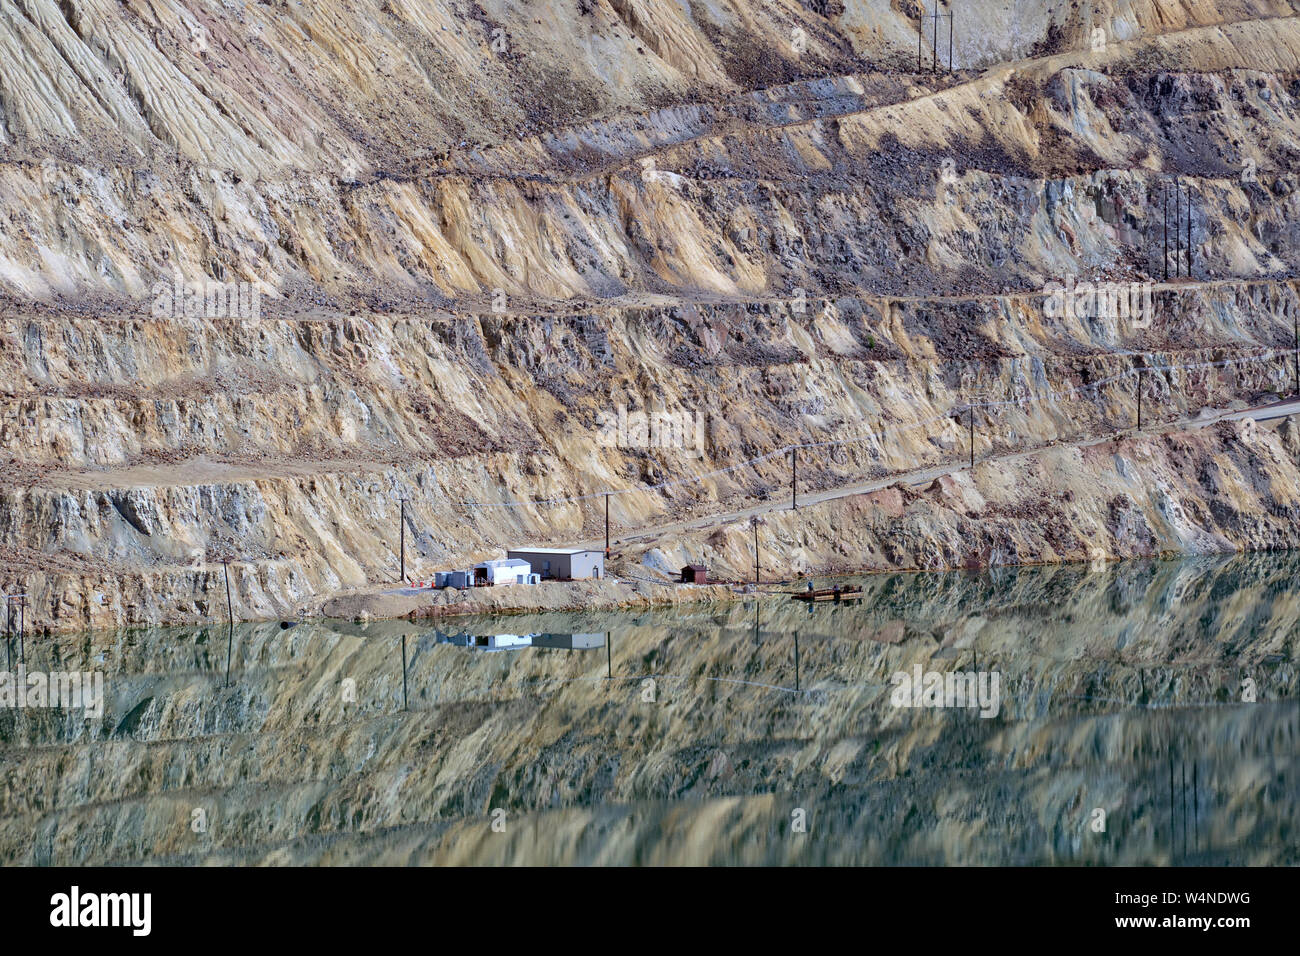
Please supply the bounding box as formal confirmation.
[0,554,1295,865]
[433,630,606,652]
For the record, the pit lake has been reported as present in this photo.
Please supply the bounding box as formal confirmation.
[2,554,1296,865]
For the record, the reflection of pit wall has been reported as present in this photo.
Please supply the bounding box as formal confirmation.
[151,280,262,319]
[0,668,104,719]
[1043,275,1153,329]
[890,667,1001,718]
[596,405,707,458]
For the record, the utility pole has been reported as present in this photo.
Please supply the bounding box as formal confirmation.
[1163,183,1169,281]
[752,517,760,586]
[918,7,954,74]
[1175,178,1181,277]
[1136,366,1144,430]
[791,447,797,510]
[605,493,610,558]
[1293,309,1299,396]
[1144,198,1151,276]
[917,8,923,72]
[969,405,976,469]
[932,7,938,72]
[398,498,407,583]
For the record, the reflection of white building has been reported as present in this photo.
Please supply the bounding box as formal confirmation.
[532,633,605,650]
[436,631,533,652]
[434,631,607,652]
[473,558,532,586]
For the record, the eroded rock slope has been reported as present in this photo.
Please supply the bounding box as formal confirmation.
[3,1,1300,630]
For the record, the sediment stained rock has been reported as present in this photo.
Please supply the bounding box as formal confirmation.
[3,2,1300,630]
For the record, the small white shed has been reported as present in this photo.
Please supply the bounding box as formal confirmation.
[473,558,532,586]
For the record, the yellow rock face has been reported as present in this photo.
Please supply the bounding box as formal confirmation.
[3,1,1300,630]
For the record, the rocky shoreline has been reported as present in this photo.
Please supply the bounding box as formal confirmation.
[319,577,741,626]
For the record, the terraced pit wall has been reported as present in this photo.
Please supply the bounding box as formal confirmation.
[4,277,1300,633]
[5,2,1300,630]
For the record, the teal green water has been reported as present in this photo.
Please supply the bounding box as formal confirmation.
[1,554,1295,864]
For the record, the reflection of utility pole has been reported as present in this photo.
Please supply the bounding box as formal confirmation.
[793,630,800,693]
[223,559,235,688]
[5,595,28,667]
[401,634,408,711]
[1169,751,1176,858]
[1193,761,1200,853]
[1181,761,1188,856]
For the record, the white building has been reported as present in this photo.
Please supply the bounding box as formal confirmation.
[473,558,532,586]
[506,547,604,580]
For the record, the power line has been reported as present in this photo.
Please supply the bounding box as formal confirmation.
[448,347,1291,510]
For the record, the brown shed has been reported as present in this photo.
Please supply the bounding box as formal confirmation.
[680,564,708,584]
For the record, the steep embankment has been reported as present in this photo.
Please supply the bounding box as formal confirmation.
[3,1,1300,630]
[4,277,1300,631]
[2,4,1299,306]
